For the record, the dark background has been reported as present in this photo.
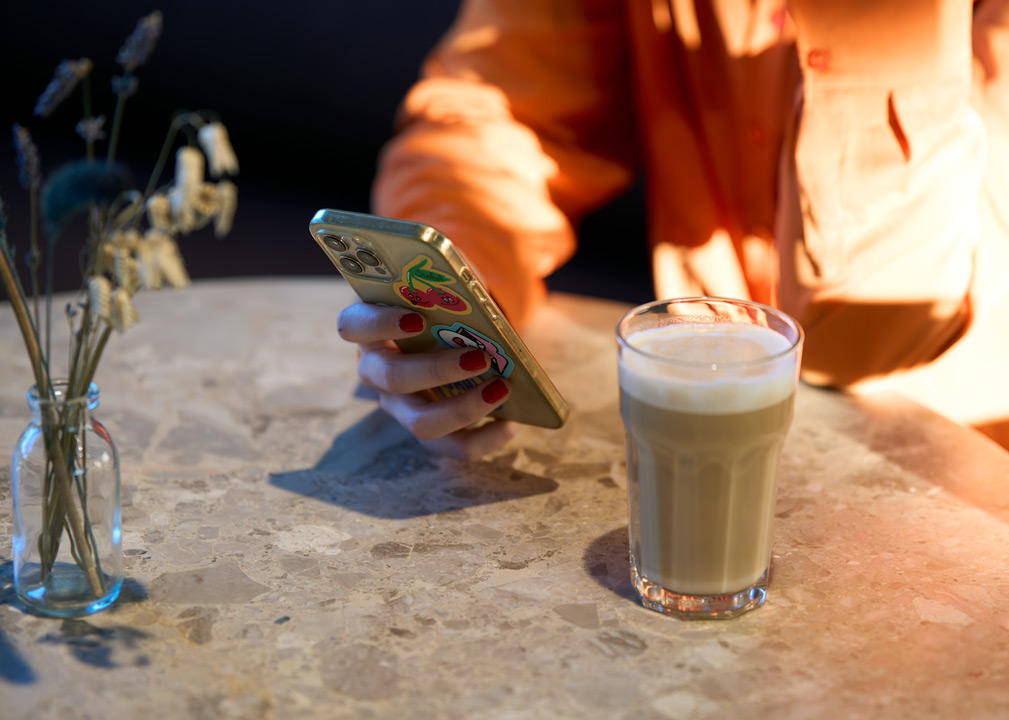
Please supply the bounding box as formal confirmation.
[0,1,650,306]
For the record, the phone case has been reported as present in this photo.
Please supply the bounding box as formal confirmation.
[309,209,569,429]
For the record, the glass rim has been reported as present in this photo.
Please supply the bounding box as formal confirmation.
[27,380,100,409]
[616,296,804,370]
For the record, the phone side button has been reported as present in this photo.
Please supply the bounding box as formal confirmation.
[459,268,475,284]
[470,285,498,320]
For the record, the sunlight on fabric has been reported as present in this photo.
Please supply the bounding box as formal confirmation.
[452,25,500,54]
[653,229,750,301]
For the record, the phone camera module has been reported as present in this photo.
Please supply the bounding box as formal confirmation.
[339,256,364,274]
[323,235,348,252]
[357,250,381,267]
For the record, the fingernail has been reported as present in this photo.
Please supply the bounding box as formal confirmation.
[481,378,509,405]
[459,349,487,372]
[398,312,424,333]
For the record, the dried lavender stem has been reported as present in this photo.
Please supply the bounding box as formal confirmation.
[106,73,131,166]
[82,75,94,163]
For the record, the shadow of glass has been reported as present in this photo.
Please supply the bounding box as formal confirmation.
[582,525,637,603]
[269,408,558,519]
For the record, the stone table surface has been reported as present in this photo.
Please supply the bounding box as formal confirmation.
[2,278,1009,720]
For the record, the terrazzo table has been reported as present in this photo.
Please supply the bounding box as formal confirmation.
[2,278,1009,719]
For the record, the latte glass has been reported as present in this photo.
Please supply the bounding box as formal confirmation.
[617,298,803,619]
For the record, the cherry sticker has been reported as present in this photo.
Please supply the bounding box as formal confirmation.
[395,256,471,315]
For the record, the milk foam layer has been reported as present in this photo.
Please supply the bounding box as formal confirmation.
[619,323,797,414]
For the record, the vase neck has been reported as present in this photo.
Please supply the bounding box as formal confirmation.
[27,380,100,424]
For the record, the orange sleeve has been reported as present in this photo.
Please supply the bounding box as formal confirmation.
[372,0,638,328]
[779,0,984,387]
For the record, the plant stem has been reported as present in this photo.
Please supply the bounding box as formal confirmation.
[143,112,201,200]
[83,75,94,163]
[106,74,131,167]
[0,238,47,393]
[29,188,41,349]
[42,420,104,595]
[1,239,103,596]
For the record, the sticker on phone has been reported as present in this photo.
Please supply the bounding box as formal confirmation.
[396,256,471,314]
[432,322,514,378]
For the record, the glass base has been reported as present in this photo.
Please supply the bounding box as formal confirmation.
[630,559,767,620]
[16,562,122,618]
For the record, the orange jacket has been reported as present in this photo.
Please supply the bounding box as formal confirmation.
[374,0,1009,446]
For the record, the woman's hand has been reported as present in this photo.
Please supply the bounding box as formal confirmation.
[337,302,516,460]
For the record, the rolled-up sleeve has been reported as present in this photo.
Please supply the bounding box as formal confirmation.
[373,0,638,328]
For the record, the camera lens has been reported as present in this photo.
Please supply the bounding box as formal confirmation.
[339,256,364,274]
[357,250,381,267]
[323,235,348,252]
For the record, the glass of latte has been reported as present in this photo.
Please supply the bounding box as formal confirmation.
[617,298,803,619]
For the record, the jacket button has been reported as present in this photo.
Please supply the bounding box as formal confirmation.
[807,48,831,71]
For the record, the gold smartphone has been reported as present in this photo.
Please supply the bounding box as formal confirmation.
[309,208,569,429]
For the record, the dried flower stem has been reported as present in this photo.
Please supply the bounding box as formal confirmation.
[106,71,130,166]
[82,75,94,163]
[0,238,102,595]
[0,239,47,391]
[144,112,205,200]
[28,187,41,346]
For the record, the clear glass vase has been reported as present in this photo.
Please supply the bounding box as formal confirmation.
[11,380,122,616]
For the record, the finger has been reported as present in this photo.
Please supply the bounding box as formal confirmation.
[421,420,517,461]
[359,346,493,395]
[337,303,425,344]
[378,378,512,441]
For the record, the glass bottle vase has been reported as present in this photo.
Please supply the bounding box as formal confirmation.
[11,380,122,616]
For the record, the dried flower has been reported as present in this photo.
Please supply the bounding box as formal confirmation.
[114,249,141,294]
[197,122,239,178]
[0,9,239,612]
[34,58,93,118]
[174,146,204,193]
[13,124,41,191]
[111,75,139,98]
[116,11,163,71]
[112,228,141,251]
[193,182,219,219]
[87,275,112,320]
[215,180,237,237]
[76,116,107,144]
[168,187,193,234]
[111,288,139,331]
[146,193,172,231]
[156,237,189,288]
[170,146,204,233]
[40,160,131,239]
[137,229,167,290]
[97,243,117,274]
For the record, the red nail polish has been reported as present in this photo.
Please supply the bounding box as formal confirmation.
[459,349,487,372]
[398,312,424,333]
[481,378,509,405]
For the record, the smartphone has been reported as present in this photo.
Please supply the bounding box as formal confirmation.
[309,208,569,429]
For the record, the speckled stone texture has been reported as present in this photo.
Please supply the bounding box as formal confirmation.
[2,279,1009,719]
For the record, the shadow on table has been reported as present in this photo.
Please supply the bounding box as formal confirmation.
[846,393,1009,523]
[0,562,36,684]
[583,525,637,603]
[269,408,559,519]
[0,564,152,682]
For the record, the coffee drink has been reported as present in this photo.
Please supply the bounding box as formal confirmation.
[618,318,799,613]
